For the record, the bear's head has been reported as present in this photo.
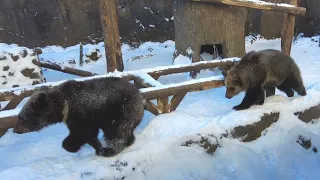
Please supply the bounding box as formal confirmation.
[224,69,243,99]
[13,90,62,134]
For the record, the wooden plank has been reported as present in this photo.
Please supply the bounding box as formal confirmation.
[191,0,306,16]
[281,0,297,55]
[141,79,225,100]
[33,60,97,77]
[99,0,124,72]
[144,101,159,116]
[3,96,24,110]
[170,92,188,112]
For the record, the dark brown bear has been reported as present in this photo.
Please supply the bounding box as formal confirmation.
[13,77,145,157]
[224,49,306,110]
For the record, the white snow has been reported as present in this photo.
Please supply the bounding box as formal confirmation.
[1,35,320,180]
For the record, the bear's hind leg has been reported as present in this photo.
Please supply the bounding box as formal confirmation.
[276,82,294,97]
[233,86,265,111]
[87,137,105,156]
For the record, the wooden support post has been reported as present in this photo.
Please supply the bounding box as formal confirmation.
[99,0,124,73]
[157,98,170,114]
[170,92,187,112]
[281,0,297,55]
[144,101,159,116]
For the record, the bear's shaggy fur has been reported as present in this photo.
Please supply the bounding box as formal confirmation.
[224,49,306,110]
[13,77,145,157]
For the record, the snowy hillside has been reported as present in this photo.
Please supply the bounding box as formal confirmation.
[1,34,320,180]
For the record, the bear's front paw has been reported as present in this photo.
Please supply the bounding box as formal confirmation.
[62,139,81,153]
[233,105,248,111]
[97,147,117,157]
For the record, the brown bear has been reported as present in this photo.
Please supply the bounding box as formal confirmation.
[13,77,145,157]
[224,49,306,110]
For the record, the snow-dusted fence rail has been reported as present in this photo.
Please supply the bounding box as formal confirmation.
[191,0,306,16]
[0,58,239,130]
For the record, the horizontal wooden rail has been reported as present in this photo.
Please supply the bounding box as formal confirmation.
[0,58,238,102]
[191,0,306,16]
[141,76,225,100]
[146,58,238,77]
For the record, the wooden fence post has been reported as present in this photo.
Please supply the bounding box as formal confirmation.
[281,0,297,55]
[99,0,124,73]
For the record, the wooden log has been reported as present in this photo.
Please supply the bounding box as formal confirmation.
[0,115,18,129]
[99,0,124,72]
[33,60,97,77]
[134,74,162,88]
[170,92,188,112]
[281,0,297,55]
[191,0,306,16]
[3,96,24,111]
[141,78,225,100]
[157,97,170,114]
[148,60,237,78]
[144,101,159,116]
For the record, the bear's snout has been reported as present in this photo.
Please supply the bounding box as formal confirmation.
[13,125,31,134]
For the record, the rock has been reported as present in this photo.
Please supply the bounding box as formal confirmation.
[0,56,6,61]
[294,104,320,123]
[3,66,9,71]
[20,49,28,58]
[85,49,101,61]
[11,54,19,61]
[296,135,312,150]
[182,134,220,155]
[227,112,280,142]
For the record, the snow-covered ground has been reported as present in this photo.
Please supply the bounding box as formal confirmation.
[1,34,320,180]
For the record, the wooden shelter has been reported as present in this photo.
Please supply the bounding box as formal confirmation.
[173,0,306,77]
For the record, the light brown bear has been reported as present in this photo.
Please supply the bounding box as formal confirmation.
[224,49,306,110]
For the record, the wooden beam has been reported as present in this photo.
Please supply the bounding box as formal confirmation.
[170,92,188,112]
[141,78,225,100]
[157,97,170,114]
[144,101,159,116]
[191,0,306,16]
[3,96,24,111]
[33,60,97,77]
[281,0,297,55]
[0,115,18,129]
[99,0,124,72]
[147,60,237,78]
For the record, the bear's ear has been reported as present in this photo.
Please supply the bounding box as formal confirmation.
[31,92,48,111]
